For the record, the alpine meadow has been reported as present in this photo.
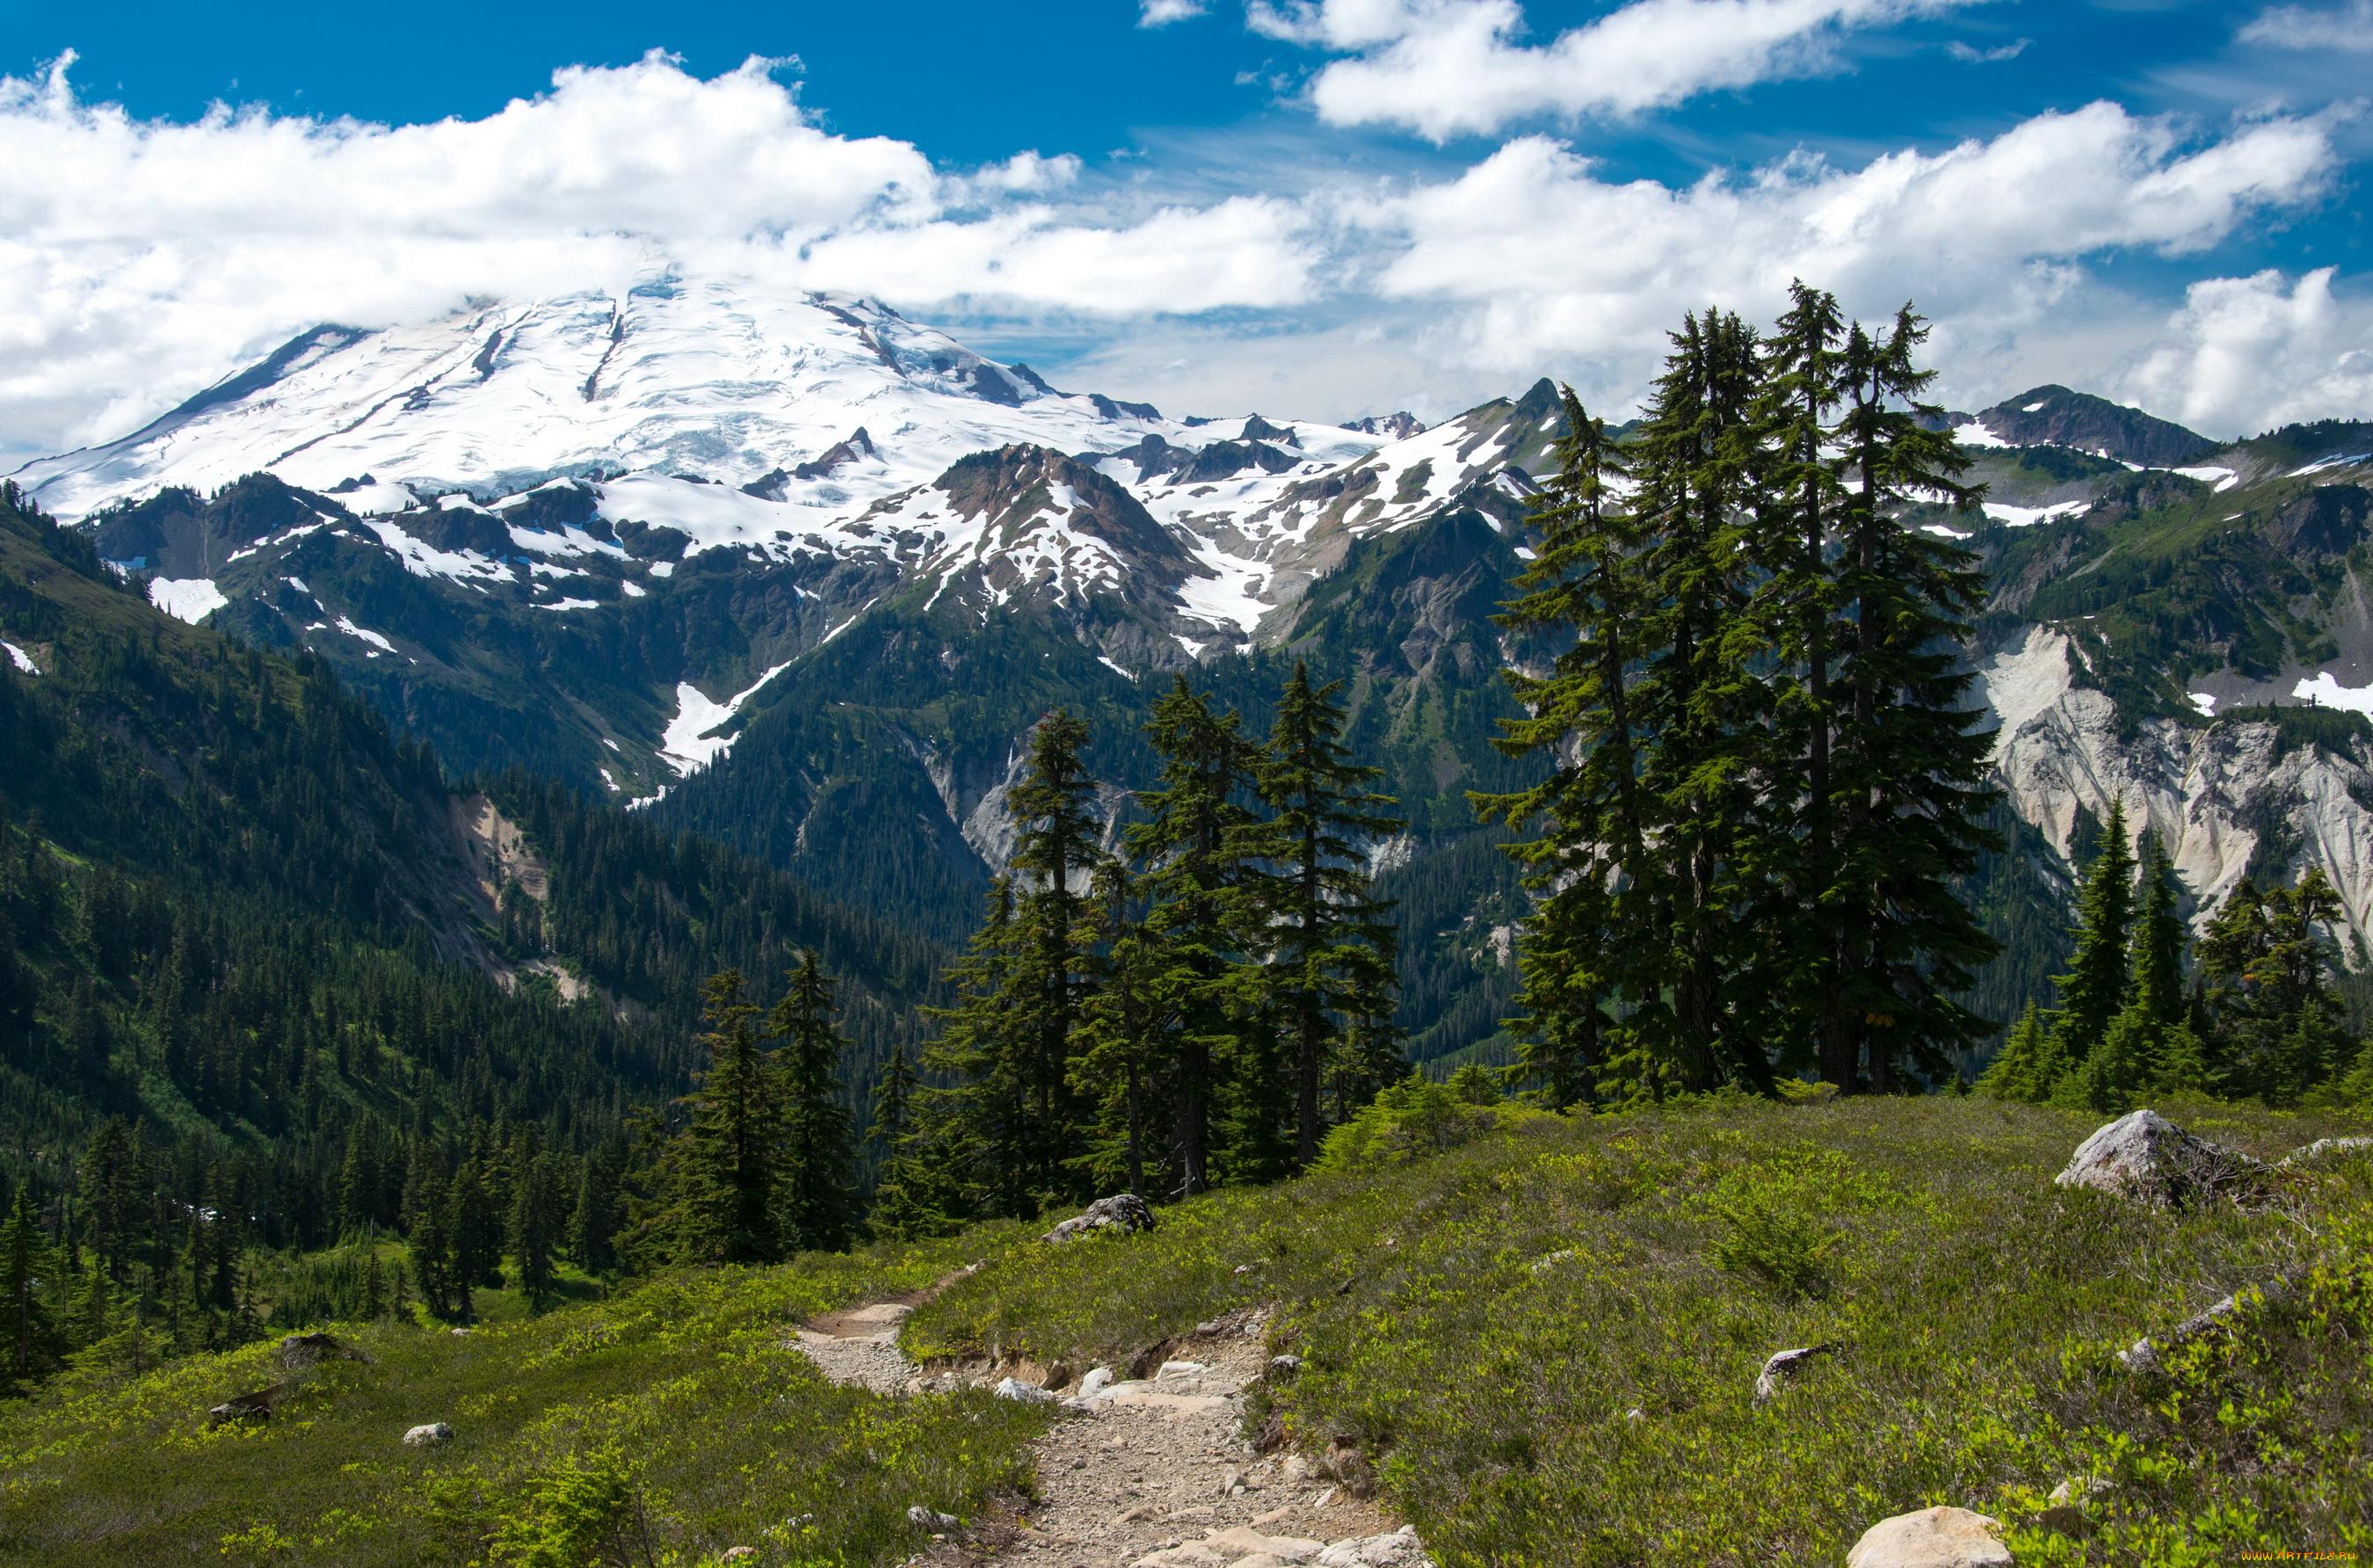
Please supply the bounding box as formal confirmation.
[4,18,2373,1561]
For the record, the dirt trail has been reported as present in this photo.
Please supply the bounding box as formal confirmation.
[792,1298,1430,1568]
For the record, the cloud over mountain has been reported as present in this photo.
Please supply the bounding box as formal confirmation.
[0,32,2362,460]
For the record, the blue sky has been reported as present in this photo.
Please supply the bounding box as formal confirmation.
[0,0,2368,448]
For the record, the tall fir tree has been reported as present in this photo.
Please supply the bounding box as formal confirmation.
[1125,679,1268,1194]
[0,1186,56,1388]
[998,711,1109,1209]
[1069,861,1169,1196]
[1630,308,1766,1093]
[920,879,1022,1220]
[2047,799,2138,1076]
[1259,664,1403,1160]
[768,951,860,1254]
[668,969,781,1264]
[507,1153,561,1310]
[1823,305,2001,1090]
[1480,389,1644,1109]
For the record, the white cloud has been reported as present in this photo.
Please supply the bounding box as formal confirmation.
[2115,269,2373,435]
[1335,103,2338,425]
[1141,0,1210,23]
[0,47,2362,458]
[1248,0,1985,141]
[1948,37,2028,62]
[2239,0,2373,50]
[0,51,1317,454]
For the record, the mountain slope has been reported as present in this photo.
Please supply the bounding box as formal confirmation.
[0,479,940,1217]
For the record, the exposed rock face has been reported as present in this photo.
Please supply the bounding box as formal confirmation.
[1845,1506,2014,1568]
[2056,1110,2268,1207]
[1045,1192,1158,1243]
[1979,623,2373,954]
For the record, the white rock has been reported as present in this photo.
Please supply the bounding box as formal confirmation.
[906,1505,961,1529]
[1078,1366,1115,1398]
[1845,1506,2013,1568]
[2280,1136,2373,1168]
[403,1422,454,1447]
[2056,1109,2265,1207]
[994,1376,1058,1404]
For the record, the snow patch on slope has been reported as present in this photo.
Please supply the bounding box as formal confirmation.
[149,577,228,624]
[658,662,792,777]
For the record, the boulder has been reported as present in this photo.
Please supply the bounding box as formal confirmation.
[2055,1109,2266,1208]
[1753,1342,1840,1402]
[2117,1276,2291,1374]
[2036,1475,2111,1532]
[1314,1527,1433,1567]
[403,1421,455,1448]
[1044,1192,1157,1243]
[1845,1506,2013,1568]
[279,1332,366,1370]
[1078,1366,1115,1398]
[2279,1136,2373,1169]
[993,1376,1058,1403]
[207,1385,281,1428]
[1202,1527,1324,1563]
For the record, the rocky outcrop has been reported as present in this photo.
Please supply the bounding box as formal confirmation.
[1045,1192,1157,1243]
[1980,624,2373,952]
[1846,1506,2014,1568]
[2056,1110,2268,1207]
[1753,1342,1840,1403]
[2117,1276,2292,1374]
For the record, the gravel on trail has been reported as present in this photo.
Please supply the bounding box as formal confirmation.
[792,1301,1430,1568]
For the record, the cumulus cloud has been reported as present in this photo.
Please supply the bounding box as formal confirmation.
[2239,0,2373,50]
[0,46,2362,457]
[1338,102,2339,425]
[1248,0,1983,140]
[2116,269,2373,434]
[0,51,1317,453]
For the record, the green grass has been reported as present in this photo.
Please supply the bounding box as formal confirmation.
[15,1098,2371,1565]
[0,1227,1042,1567]
[903,1094,2373,1565]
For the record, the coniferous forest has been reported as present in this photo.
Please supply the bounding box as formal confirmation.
[6,286,2373,1412]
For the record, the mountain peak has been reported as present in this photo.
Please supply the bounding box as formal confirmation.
[1974,385,2213,468]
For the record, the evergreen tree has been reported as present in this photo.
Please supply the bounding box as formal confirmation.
[76,1117,143,1281]
[570,1142,624,1277]
[446,1159,504,1308]
[1069,861,1168,1196]
[869,1040,916,1151]
[767,952,860,1254]
[1478,388,1641,1109]
[667,969,781,1264]
[918,879,1021,1223]
[1125,679,1269,1194]
[1977,1002,2050,1102]
[1748,281,1852,1085]
[2198,869,2350,1101]
[0,1186,57,1388]
[507,1153,562,1310]
[1629,308,1766,1093]
[1824,306,2000,1091]
[2132,834,2188,1027]
[409,1172,454,1318]
[996,711,1108,1208]
[1258,664,1402,1159]
[2048,800,2138,1071]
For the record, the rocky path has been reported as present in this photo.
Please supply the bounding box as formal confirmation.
[792,1302,1430,1568]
